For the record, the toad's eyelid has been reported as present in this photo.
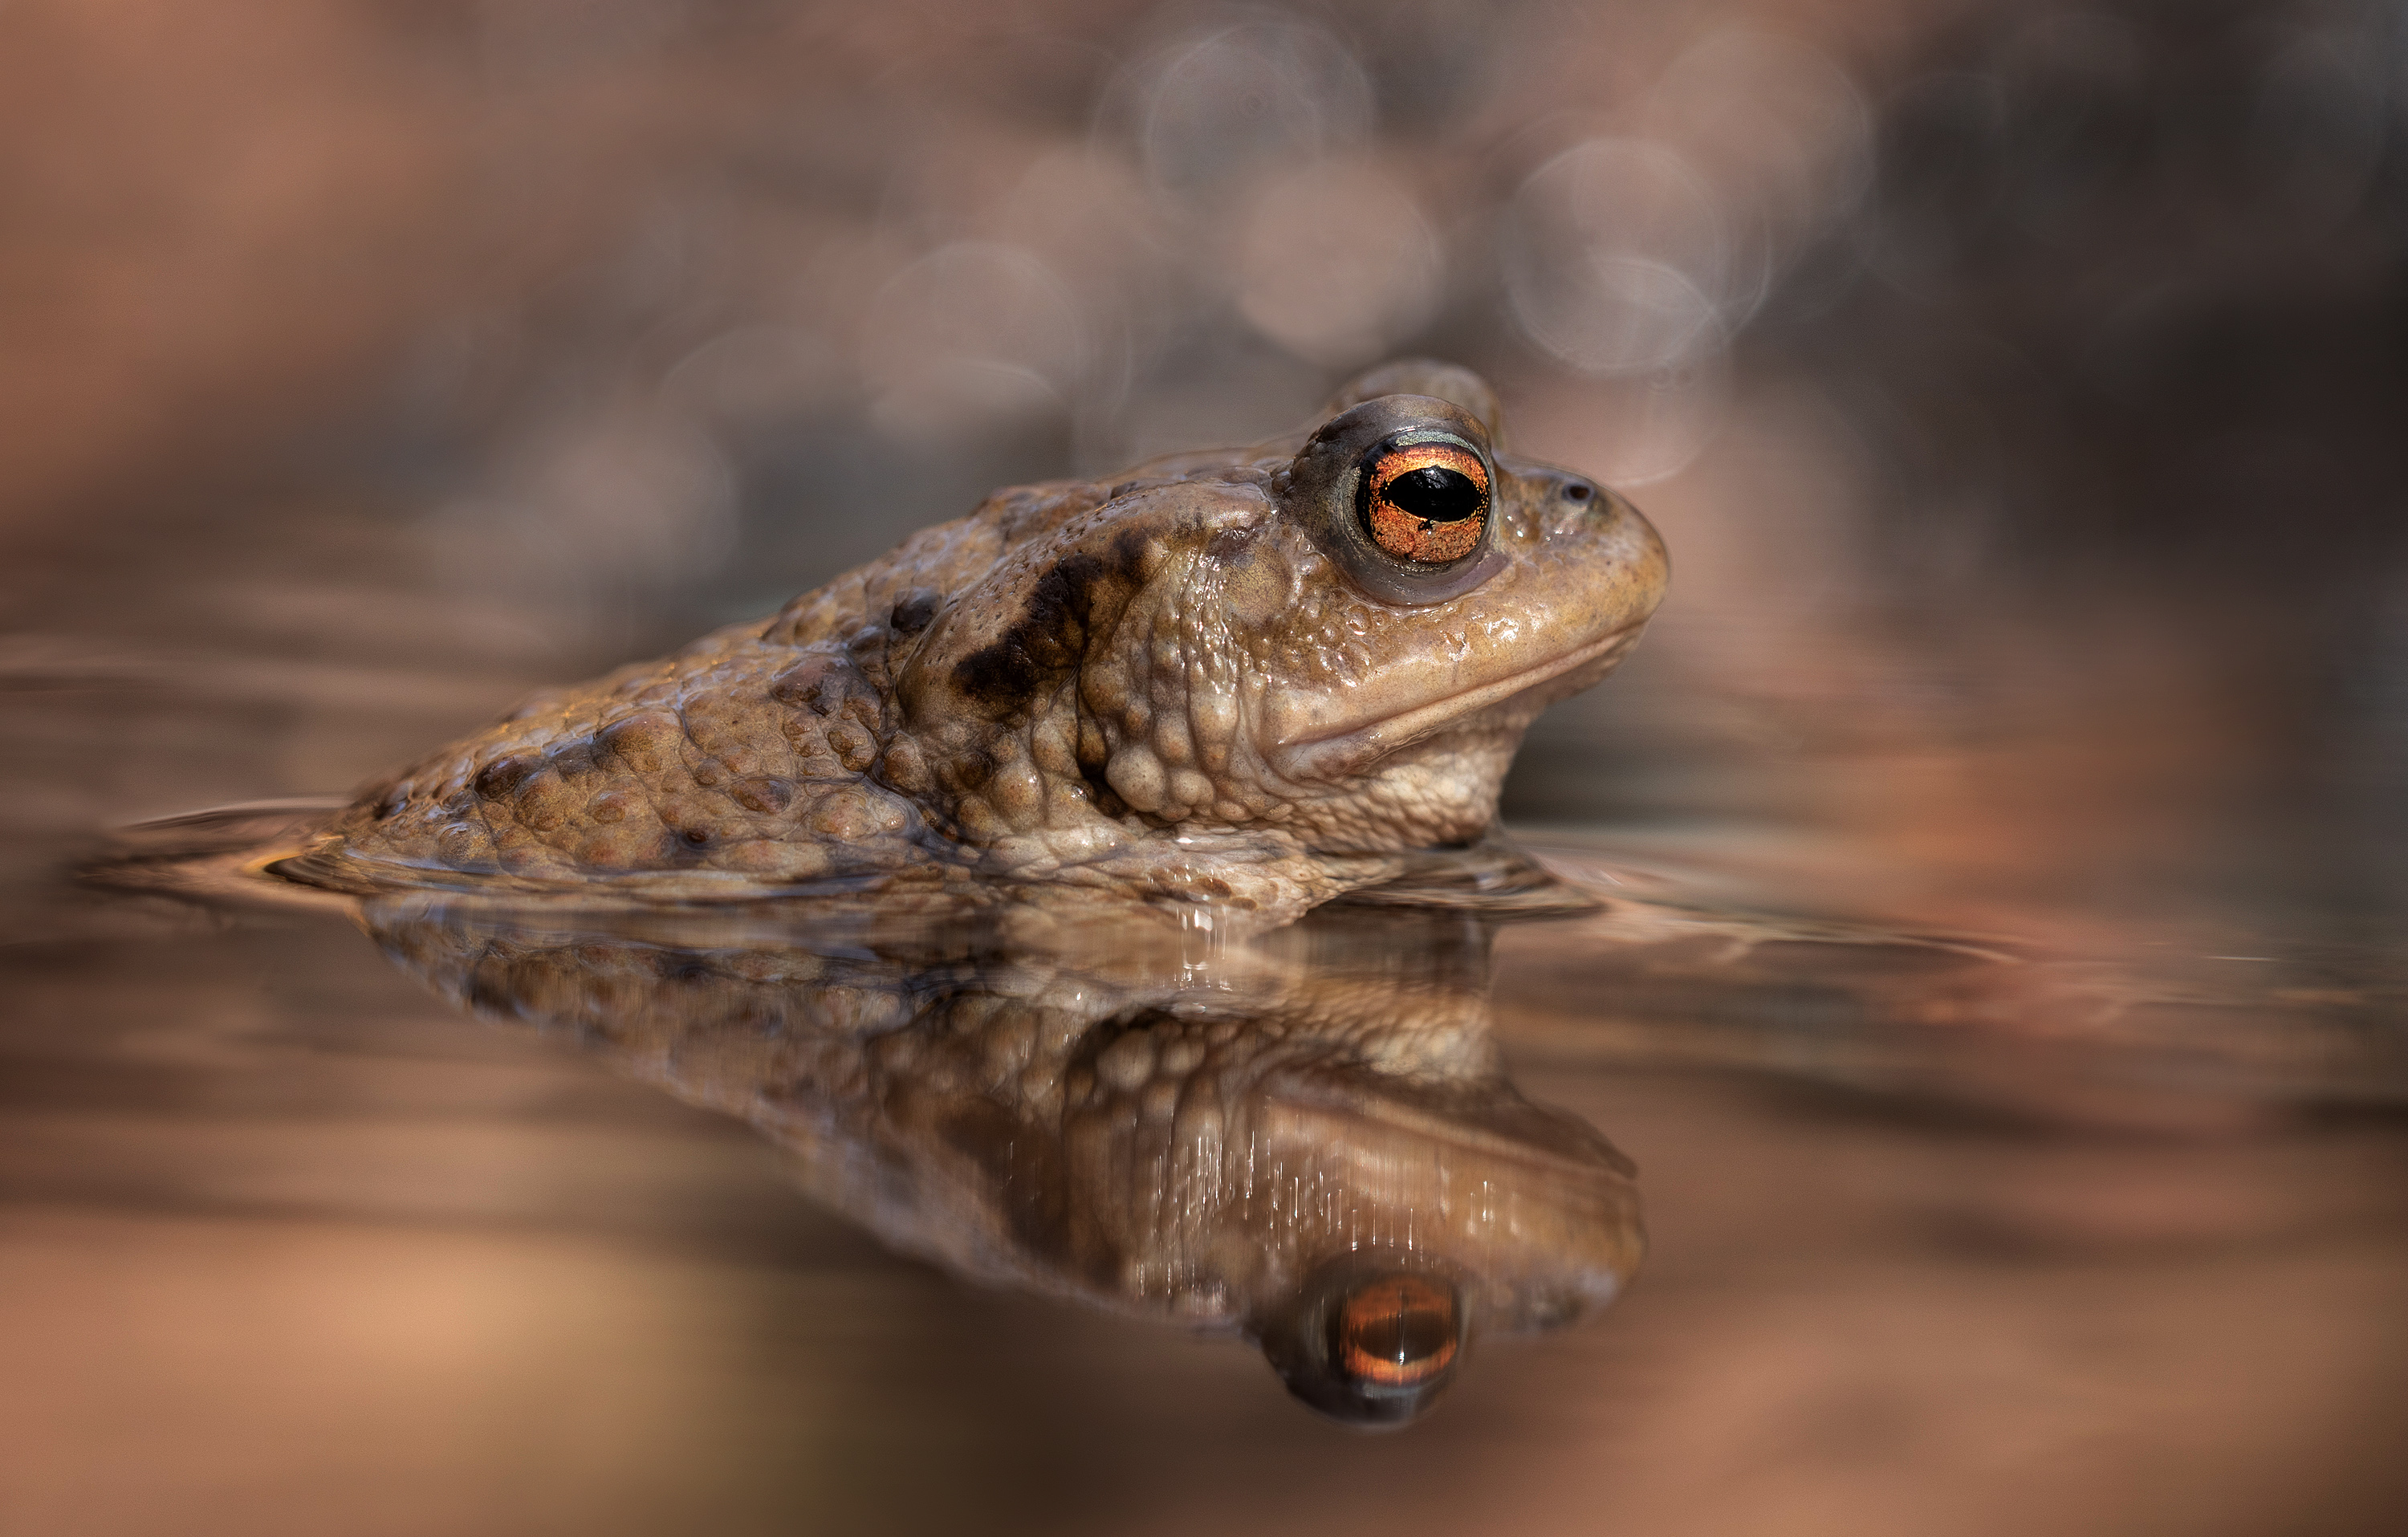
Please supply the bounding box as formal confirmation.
[1383,424,1481,450]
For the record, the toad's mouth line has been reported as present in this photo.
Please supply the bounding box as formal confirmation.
[1270,621,1644,775]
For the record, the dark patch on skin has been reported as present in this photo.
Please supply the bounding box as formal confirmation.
[370,783,409,821]
[473,755,536,801]
[889,588,942,635]
[950,530,1148,720]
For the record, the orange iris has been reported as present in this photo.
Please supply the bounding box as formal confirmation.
[1333,1273,1460,1387]
[1362,443,1490,563]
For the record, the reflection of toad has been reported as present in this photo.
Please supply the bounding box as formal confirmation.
[291,361,1666,929]
[364,897,1645,1426]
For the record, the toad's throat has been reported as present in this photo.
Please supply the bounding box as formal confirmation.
[1268,622,1643,780]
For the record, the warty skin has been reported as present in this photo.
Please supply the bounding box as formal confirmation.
[290,361,1668,930]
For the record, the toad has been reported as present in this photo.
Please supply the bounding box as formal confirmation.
[287,360,1667,929]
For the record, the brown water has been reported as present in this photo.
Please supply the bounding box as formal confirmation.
[10,554,2408,1531]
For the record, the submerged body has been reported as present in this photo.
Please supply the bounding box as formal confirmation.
[295,362,1666,926]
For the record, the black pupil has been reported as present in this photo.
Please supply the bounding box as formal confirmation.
[1386,466,1481,523]
[1335,1303,1454,1371]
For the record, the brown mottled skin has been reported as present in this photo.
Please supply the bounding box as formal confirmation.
[293,362,1668,929]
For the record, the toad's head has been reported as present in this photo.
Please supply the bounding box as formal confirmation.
[897,361,1670,854]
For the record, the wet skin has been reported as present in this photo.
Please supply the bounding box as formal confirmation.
[291,361,1668,930]
[365,896,1645,1426]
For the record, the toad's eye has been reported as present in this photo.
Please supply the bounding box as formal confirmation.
[1358,441,1491,565]
[1330,1273,1460,1389]
[1284,394,1503,606]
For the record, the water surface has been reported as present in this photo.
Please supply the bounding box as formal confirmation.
[10,733,2408,1533]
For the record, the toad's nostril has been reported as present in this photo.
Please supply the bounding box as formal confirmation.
[1564,481,1594,504]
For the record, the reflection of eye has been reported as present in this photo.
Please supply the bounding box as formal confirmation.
[1357,441,1490,565]
[1330,1273,1460,1388]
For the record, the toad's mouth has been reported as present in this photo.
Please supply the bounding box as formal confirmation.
[1267,621,1645,781]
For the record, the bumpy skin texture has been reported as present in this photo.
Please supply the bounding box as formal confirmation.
[297,362,1668,926]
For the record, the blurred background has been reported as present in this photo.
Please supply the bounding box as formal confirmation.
[6,0,2408,1532]
[7,0,2408,930]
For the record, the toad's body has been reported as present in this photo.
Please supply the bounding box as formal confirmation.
[296,363,1666,925]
